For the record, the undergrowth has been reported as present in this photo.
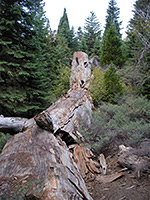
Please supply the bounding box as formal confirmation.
[78,94,150,155]
[0,132,12,153]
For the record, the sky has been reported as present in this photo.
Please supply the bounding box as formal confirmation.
[44,0,136,38]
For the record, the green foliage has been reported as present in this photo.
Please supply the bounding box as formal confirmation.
[79,95,150,154]
[76,26,88,53]
[83,11,102,57]
[57,8,71,46]
[1,178,44,200]
[91,38,101,57]
[104,0,122,38]
[125,0,150,99]
[0,132,11,153]
[57,8,77,58]
[103,64,123,102]
[117,65,143,91]
[49,64,71,102]
[139,69,150,100]
[89,66,106,106]
[89,64,123,105]
[100,24,124,67]
[0,0,54,117]
[101,0,124,67]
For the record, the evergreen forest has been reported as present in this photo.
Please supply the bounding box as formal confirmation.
[0,0,150,154]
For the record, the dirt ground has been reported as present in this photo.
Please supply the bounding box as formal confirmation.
[85,152,150,200]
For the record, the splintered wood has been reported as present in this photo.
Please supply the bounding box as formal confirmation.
[73,145,101,178]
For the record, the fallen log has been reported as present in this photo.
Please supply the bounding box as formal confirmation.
[118,145,150,177]
[0,116,27,133]
[73,144,101,178]
[34,87,93,145]
[0,52,94,200]
[0,126,93,200]
[34,51,93,145]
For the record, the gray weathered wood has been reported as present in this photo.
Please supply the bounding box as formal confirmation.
[0,126,93,200]
[0,116,27,133]
[0,52,94,200]
[118,145,150,176]
[34,52,93,144]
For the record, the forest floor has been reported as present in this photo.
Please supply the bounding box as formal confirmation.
[85,153,150,200]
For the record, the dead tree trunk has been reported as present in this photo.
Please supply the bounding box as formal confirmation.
[0,116,27,133]
[0,52,98,200]
[118,145,150,177]
[34,51,93,144]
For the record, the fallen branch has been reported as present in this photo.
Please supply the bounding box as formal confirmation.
[0,116,27,133]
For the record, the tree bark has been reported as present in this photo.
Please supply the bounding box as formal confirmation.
[0,116,27,133]
[0,52,95,200]
[34,51,93,145]
[118,145,150,177]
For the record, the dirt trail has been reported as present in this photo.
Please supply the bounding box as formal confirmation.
[86,155,150,200]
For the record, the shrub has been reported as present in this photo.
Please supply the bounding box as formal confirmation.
[103,64,123,103]
[78,94,150,154]
[49,64,71,102]
[0,132,12,153]
[89,64,124,106]
[89,66,106,106]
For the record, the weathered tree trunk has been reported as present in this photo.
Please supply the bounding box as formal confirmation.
[0,126,93,200]
[34,51,93,145]
[0,116,37,134]
[0,52,96,200]
[34,87,93,145]
[0,116,27,133]
[118,145,150,177]
[73,144,101,179]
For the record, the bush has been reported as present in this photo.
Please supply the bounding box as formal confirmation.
[89,64,123,106]
[103,64,123,103]
[78,94,150,154]
[0,132,12,153]
[89,66,106,106]
[49,64,71,102]
[117,65,143,91]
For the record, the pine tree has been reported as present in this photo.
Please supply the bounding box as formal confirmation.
[57,8,71,46]
[84,11,102,57]
[100,23,124,67]
[30,0,56,108]
[57,8,76,60]
[77,26,88,53]
[126,0,147,63]
[70,26,78,52]
[104,0,122,38]
[91,38,101,57]
[77,27,83,42]
[0,0,52,117]
[126,0,150,98]
[103,64,123,103]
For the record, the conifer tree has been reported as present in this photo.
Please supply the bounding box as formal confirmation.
[100,23,124,67]
[91,38,101,57]
[84,11,102,56]
[103,64,123,103]
[77,27,88,53]
[77,26,83,42]
[100,0,124,67]
[126,0,150,99]
[57,8,72,47]
[104,0,122,38]
[0,0,52,117]
[57,8,76,59]
[70,26,78,52]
